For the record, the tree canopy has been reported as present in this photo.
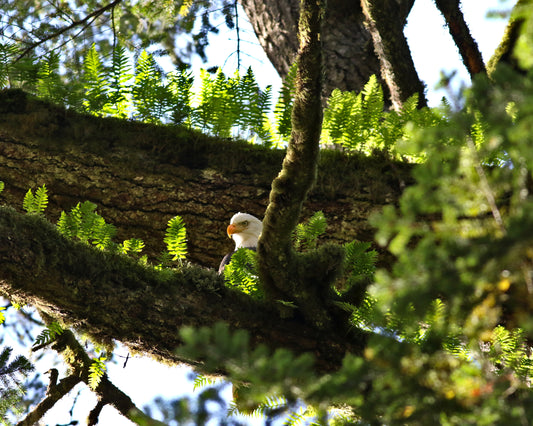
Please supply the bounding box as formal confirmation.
[2,0,533,424]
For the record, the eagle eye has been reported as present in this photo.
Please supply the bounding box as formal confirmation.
[242,220,249,226]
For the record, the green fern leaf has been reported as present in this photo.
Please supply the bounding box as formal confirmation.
[223,248,261,297]
[168,70,194,125]
[88,356,107,390]
[274,63,297,141]
[32,322,64,348]
[57,201,116,249]
[104,45,133,118]
[193,374,217,390]
[23,184,48,214]
[293,211,327,251]
[83,44,109,113]
[120,238,145,254]
[164,215,188,261]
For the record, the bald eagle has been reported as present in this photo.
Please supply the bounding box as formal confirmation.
[218,212,262,274]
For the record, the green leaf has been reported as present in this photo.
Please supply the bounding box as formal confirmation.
[88,356,107,390]
[164,215,188,261]
[32,322,64,348]
[23,184,48,214]
[223,248,261,297]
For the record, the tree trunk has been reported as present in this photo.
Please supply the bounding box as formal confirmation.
[0,89,411,270]
[361,0,427,109]
[239,0,382,96]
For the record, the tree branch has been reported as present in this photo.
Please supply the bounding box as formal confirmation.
[361,0,427,109]
[0,207,367,374]
[257,0,329,313]
[18,374,81,426]
[434,0,486,77]
[15,0,122,62]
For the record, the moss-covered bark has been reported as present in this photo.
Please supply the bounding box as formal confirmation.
[434,0,485,77]
[0,207,368,373]
[0,89,411,270]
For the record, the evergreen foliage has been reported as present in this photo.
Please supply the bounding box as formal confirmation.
[0,347,34,423]
[0,42,442,153]
[3,4,533,424]
[293,211,327,251]
[57,201,117,250]
[223,248,261,298]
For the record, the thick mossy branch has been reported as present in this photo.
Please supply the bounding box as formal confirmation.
[0,207,367,373]
[0,88,411,269]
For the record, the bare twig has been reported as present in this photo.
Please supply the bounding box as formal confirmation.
[15,0,122,62]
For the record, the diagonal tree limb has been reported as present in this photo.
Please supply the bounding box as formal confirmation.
[17,374,81,426]
[361,0,427,109]
[433,0,486,77]
[28,312,167,425]
[0,207,368,374]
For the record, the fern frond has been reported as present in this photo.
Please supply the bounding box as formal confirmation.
[344,240,377,283]
[133,50,172,123]
[293,211,327,251]
[274,63,297,141]
[83,44,109,113]
[164,215,188,261]
[223,248,261,297]
[120,238,145,255]
[193,374,217,390]
[168,69,194,125]
[23,184,48,214]
[104,44,133,118]
[32,322,64,348]
[57,201,116,249]
[88,356,107,390]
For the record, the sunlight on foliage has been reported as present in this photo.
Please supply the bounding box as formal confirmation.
[22,185,48,215]
[0,43,446,155]
[164,215,188,262]
[88,356,107,390]
[32,322,64,348]
[223,248,261,297]
[57,201,117,250]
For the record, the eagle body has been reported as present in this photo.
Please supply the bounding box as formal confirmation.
[218,212,262,273]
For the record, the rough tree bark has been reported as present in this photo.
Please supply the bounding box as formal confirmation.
[434,0,486,77]
[239,0,382,96]
[0,88,410,374]
[0,90,410,269]
[361,0,427,109]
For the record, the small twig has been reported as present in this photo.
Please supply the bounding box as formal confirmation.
[467,137,505,234]
[15,0,122,62]
[88,400,106,426]
[45,368,59,394]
